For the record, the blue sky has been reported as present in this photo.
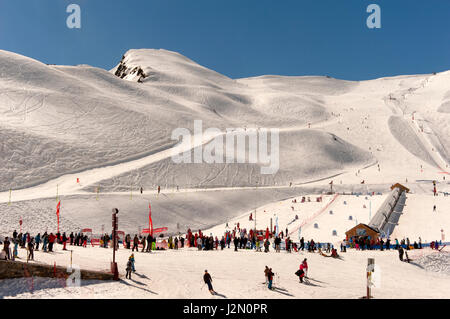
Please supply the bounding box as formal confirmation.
[0,0,449,80]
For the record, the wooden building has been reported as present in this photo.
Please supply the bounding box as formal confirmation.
[390,183,410,193]
[345,223,380,241]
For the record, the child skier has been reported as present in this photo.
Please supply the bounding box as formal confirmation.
[267,268,274,290]
[129,254,136,272]
[297,258,308,283]
[126,259,133,279]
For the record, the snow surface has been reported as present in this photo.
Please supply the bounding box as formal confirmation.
[1,48,449,298]
[1,244,449,299]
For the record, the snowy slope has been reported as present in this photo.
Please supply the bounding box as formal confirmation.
[0,48,449,275]
[1,244,449,299]
[1,49,373,193]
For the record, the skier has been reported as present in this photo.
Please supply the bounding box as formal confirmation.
[433,205,436,212]
[140,187,143,194]
[157,186,161,194]
[264,266,270,284]
[60,233,67,250]
[125,259,133,279]
[146,234,152,252]
[129,254,136,272]
[42,233,48,252]
[141,236,146,252]
[2,237,10,260]
[267,268,274,290]
[203,270,215,295]
[27,238,34,261]
[35,233,41,251]
[398,246,404,261]
[264,239,270,253]
[274,236,281,253]
[197,236,203,251]
[48,233,56,252]
[132,235,139,252]
[13,237,19,259]
[297,258,308,283]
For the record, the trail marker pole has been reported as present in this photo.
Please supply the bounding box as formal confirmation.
[56,184,59,202]
[366,258,375,299]
[111,208,119,280]
[8,189,11,205]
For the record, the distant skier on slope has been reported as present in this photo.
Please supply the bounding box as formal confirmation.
[203,270,215,295]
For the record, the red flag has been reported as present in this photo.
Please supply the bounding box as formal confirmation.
[149,202,153,236]
[56,201,61,233]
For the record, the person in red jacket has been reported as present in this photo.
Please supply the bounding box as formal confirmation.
[48,233,56,252]
[298,258,308,283]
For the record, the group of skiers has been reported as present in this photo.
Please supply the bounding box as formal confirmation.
[348,235,425,251]
[0,230,60,261]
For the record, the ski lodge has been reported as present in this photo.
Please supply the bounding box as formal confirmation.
[345,223,380,241]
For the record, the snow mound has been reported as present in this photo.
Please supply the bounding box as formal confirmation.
[414,252,450,275]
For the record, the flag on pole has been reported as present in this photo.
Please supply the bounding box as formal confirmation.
[149,202,153,236]
[56,201,61,233]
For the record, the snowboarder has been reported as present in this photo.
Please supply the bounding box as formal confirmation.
[203,270,215,295]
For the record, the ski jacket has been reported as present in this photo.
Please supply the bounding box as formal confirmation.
[203,273,212,283]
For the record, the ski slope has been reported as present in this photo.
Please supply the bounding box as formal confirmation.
[1,244,449,299]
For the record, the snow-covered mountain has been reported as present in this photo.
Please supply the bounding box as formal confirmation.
[1,48,448,194]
